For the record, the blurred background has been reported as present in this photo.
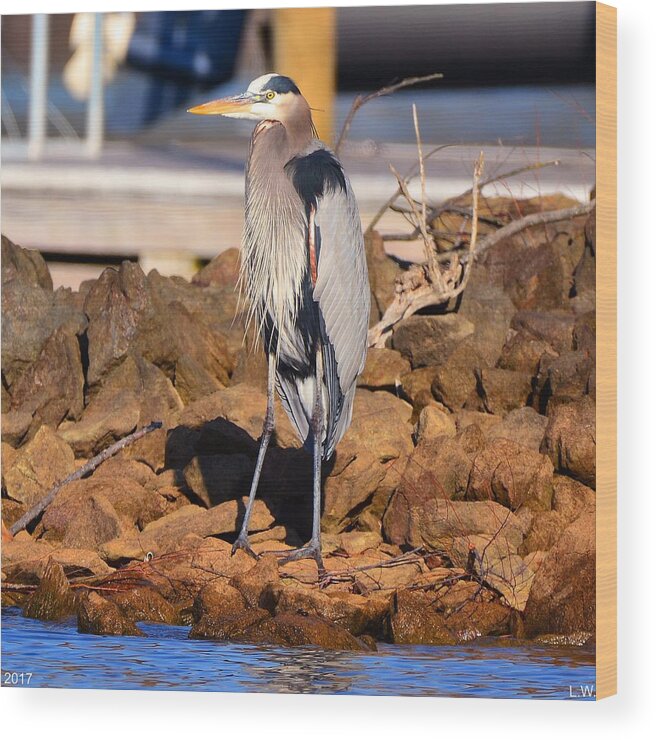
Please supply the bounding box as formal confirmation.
[1,3,596,289]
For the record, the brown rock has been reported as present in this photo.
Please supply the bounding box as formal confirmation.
[540,398,595,488]
[322,389,413,532]
[4,426,75,507]
[524,512,595,636]
[390,590,457,645]
[472,368,533,415]
[183,454,252,508]
[487,407,549,453]
[533,350,595,412]
[1,409,33,447]
[552,475,596,521]
[467,438,553,511]
[358,348,411,389]
[229,554,281,610]
[399,366,441,411]
[189,606,270,641]
[520,510,569,554]
[192,248,240,288]
[397,435,472,502]
[392,314,474,368]
[431,340,486,411]
[273,586,389,638]
[77,591,144,636]
[511,310,575,354]
[22,559,77,621]
[59,354,183,457]
[454,410,503,437]
[1,535,55,583]
[365,230,402,324]
[459,284,516,366]
[2,235,52,291]
[497,330,558,374]
[384,496,525,552]
[415,403,456,441]
[241,611,371,651]
[108,586,180,625]
[9,326,84,434]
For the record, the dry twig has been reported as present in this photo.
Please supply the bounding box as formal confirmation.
[9,421,163,536]
[334,72,444,155]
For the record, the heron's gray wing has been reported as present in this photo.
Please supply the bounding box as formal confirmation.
[313,180,370,454]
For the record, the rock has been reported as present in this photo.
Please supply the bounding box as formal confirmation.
[497,330,558,374]
[1,409,33,447]
[480,235,565,310]
[192,579,246,622]
[241,611,371,651]
[384,496,524,552]
[83,262,232,392]
[365,230,402,324]
[92,457,156,488]
[324,530,382,556]
[192,248,240,288]
[454,410,502,437]
[320,550,424,593]
[1,536,57,583]
[431,340,486,411]
[273,587,389,639]
[487,407,549,452]
[511,310,575,355]
[22,559,77,621]
[77,591,144,636]
[459,284,516,366]
[358,348,411,389]
[183,454,252,508]
[322,389,413,532]
[399,366,441,412]
[552,475,596,521]
[59,354,183,457]
[190,605,270,641]
[415,403,456,441]
[533,350,595,412]
[390,590,456,645]
[1,238,85,389]
[520,510,569,554]
[392,314,474,368]
[398,435,472,502]
[455,423,486,457]
[540,398,595,488]
[8,326,84,434]
[229,554,280,610]
[48,548,114,578]
[472,368,533,415]
[573,207,596,296]
[4,426,75,507]
[480,553,535,611]
[573,310,596,356]
[2,235,52,291]
[100,499,274,559]
[467,438,553,511]
[108,586,181,625]
[173,354,224,404]
[40,475,164,546]
[524,512,595,636]
[40,484,125,550]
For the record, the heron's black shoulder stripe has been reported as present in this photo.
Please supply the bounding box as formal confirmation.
[262,75,301,95]
[285,149,347,210]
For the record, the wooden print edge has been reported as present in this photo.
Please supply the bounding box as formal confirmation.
[595,1,617,701]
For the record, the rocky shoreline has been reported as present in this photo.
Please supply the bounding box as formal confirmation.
[1,195,596,651]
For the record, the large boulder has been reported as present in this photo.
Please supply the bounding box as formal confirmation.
[358,348,411,389]
[524,512,595,637]
[392,314,474,368]
[486,407,549,452]
[471,368,533,415]
[540,397,595,488]
[322,389,414,532]
[22,559,77,621]
[77,591,144,636]
[431,340,486,411]
[3,426,75,507]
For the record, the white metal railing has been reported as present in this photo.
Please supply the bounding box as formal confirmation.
[26,12,105,160]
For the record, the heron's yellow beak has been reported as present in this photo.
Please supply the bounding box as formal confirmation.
[187,94,253,115]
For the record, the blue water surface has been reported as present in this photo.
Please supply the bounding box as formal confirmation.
[1,607,595,699]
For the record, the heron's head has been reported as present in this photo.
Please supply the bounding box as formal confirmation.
[188,73,310,125]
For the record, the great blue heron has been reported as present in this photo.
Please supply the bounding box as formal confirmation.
[189,73,369,572]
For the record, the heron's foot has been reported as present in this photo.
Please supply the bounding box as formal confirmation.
[231,534,257,559]
[275,540,325,575]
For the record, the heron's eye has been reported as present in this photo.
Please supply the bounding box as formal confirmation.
[265,91,276,101]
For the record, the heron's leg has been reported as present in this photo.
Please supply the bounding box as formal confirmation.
[231,354,276,558]
[278,348,325,574]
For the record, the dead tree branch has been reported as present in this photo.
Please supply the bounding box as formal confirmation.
[9,421,163,536]
[335,72,444,155]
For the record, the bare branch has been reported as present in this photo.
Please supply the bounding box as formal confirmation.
[9,421,163,536]
[335,72,444,155]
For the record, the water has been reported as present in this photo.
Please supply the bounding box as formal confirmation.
[1,608,595,699]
